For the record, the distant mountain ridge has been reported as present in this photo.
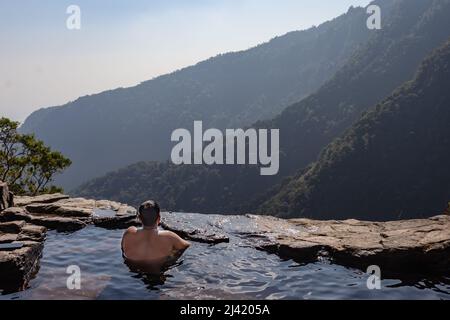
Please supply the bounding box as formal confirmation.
[75,0,450,221]
[21,6,371,190]
[260,0,450,176]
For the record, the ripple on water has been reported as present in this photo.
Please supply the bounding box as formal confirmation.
[1,225,449,300]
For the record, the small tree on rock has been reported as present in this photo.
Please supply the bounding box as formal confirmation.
[0,117,71,195]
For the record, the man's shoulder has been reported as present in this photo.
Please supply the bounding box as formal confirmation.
[158,230,179,238]
[159,230,191,249]
[159,230,187,243]
[124,226,138,236]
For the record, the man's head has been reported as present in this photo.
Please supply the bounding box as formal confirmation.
[138,200,161,227]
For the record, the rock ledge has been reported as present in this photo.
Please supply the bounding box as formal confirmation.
[161,212,450,275]
[0,220,46,293]
[0,192,138,293]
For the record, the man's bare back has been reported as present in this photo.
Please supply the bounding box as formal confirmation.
[122,226,190,263]
[121,200,190,273]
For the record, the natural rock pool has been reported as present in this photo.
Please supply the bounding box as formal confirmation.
[2,225,449,300]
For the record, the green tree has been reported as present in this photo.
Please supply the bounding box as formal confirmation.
[0,117,71,195]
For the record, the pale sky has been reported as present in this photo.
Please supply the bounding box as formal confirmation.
[0,0,371,122]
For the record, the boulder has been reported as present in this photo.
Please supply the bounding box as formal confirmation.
[0,182,14,211]
[0,221,46,293]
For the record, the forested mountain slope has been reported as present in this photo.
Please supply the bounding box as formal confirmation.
[262,38,450,220]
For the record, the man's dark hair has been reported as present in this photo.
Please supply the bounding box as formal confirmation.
[138,200,161,227]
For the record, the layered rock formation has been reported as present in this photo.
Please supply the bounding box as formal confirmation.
[1,194,138,232]
[0,220,46,293]
[0,191,138,293]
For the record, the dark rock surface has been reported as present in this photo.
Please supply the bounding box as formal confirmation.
[0,182,14,212]
[160,212,229,244]
[0,221,46,293]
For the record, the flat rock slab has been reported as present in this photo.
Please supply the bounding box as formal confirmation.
[161,212,230,244]
[2,196,138,232]
[245,215,450,274]
[161,212,450,274]
[14,193,70,207]
[0,221,46,293]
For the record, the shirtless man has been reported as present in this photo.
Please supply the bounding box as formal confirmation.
[121,200,190,270]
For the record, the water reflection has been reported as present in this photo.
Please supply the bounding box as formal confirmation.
[124,256,184,290]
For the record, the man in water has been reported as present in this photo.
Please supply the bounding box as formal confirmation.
[121,200,190,271]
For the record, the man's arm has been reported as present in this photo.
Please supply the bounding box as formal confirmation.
[171,232,191,251]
